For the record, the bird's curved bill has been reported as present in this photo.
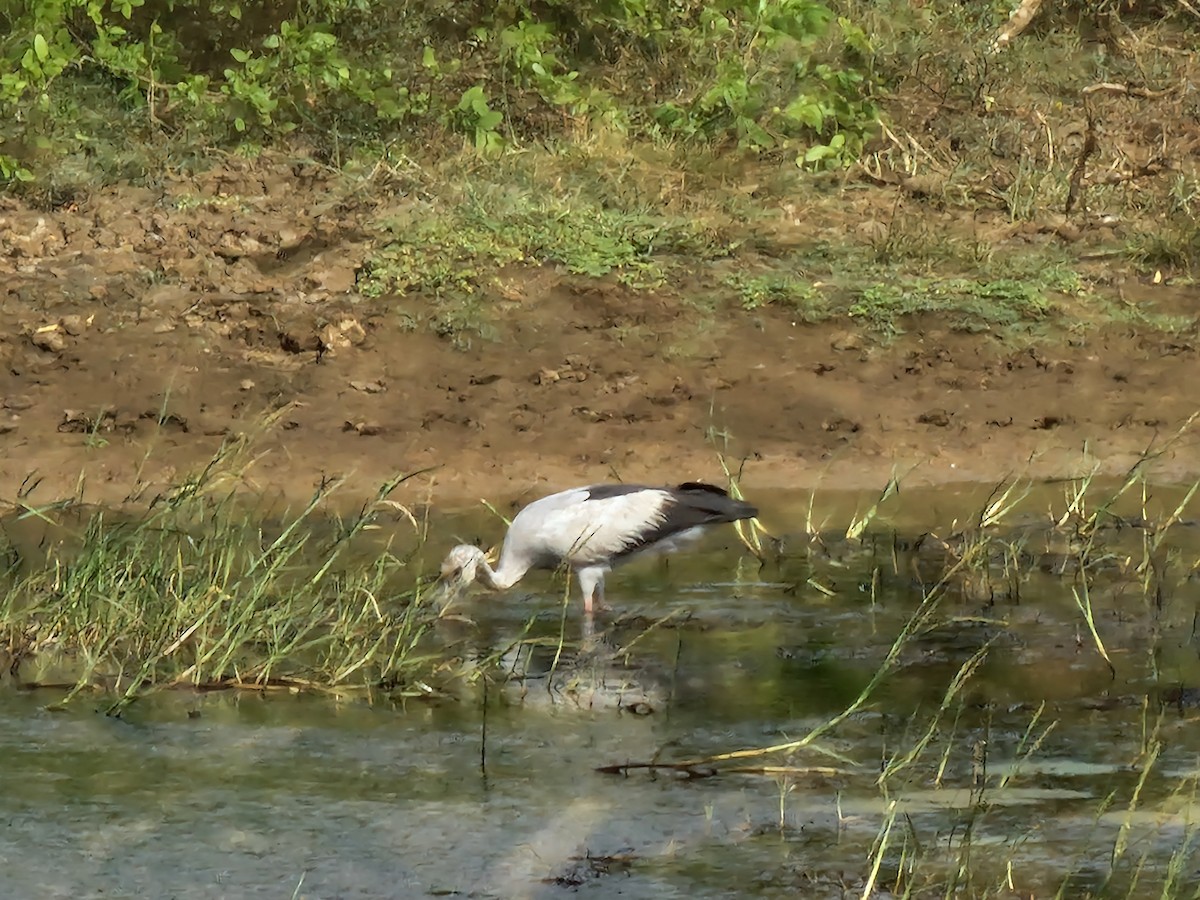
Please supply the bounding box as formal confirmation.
[431,569,469,612]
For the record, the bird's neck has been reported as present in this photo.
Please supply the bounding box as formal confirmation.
[477,550,527,591]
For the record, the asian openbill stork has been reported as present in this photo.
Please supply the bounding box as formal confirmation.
[439,481,758,614]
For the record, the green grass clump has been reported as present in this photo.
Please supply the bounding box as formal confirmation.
[364,184,733,298]
[360,155,745,344]
[723,271,828,321]
[1126,215,1200,274]
[0,444,445,712]
[847,277,1054,336]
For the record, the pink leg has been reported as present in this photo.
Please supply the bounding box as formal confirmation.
[577,567,609,615]
[591,581,610,612]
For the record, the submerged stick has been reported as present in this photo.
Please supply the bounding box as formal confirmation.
[595,761,852,780]
[480,675,489,779]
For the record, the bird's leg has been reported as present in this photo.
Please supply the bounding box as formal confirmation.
[582,583,610,616]
[591,580,610,613]
[580,611,597,643]
[577,568,611,615]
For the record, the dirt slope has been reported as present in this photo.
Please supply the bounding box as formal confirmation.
[1,162,1198,511]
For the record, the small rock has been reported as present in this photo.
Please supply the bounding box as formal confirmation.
[1032,415,1069,430]
[822,417,860,433]
[1054,221,1082,242]
[280,330,321,354]
[901,174,946,198]
[2,395,32,411]
[239,379,256,391]
[830,331,862,352]
[31,328,66,353]
[277,227,306,249]
[342,420,383,436]
[917,408,952,427]
[350,380,386,394]
[60,408,115,433]
[60,314,88,336]
[319,318,366,352]
[309,265,357,293]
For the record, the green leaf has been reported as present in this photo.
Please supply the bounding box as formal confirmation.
[784,97,824,130]
[457,85,484,110]
[33,34,49,62]
[741,119,774,148]
[230,48,251,63]
[421,46,436,68]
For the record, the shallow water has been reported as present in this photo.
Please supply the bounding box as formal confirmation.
[5,482,1200,897]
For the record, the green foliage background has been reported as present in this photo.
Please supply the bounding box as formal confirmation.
[0,0,880,181]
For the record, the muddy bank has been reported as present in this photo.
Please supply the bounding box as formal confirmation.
[1,164,1198,510]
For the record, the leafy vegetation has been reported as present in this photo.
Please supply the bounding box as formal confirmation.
[0,0,879,181]
[723,271,824,318]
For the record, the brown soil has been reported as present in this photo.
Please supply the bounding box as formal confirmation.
[2,160,1199,512]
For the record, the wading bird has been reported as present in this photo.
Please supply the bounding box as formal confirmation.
[440,482,758,615]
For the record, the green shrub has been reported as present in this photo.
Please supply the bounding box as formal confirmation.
[0,0,879,180]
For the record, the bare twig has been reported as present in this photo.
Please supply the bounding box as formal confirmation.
[1065,111,1097,217]
[991,0,1044,53]
[595,761,851,779]
[1081,82,1175,100]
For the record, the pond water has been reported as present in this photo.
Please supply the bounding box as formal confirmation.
[5,482,1200,898]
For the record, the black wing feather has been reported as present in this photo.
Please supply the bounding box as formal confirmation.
[590,482,757,560]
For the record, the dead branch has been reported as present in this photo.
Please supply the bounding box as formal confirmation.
[1087,158,1171,188]
[596,761,719,778]
[992,0,1044,52]
[1065,112,1097,217]
[596,760,852,779]
[1176,0,1200,20]
[1082,82,1176,100]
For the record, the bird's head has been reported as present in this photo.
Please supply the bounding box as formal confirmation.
[439,543,490,587]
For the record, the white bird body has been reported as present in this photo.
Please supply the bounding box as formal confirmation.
[441,482,758,614]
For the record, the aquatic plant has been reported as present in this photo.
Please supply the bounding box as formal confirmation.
[596,425,1200,898]
[0,433,446,714]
